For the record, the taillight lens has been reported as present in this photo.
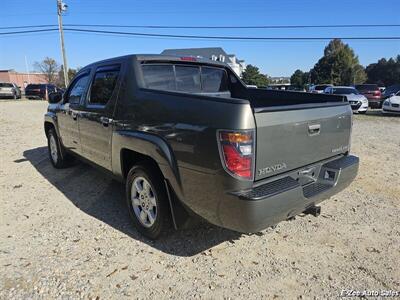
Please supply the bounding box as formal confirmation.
[373,90,381,96]
[218,130,254,180]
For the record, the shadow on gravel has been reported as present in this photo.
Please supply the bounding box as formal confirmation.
[23,146,243,257]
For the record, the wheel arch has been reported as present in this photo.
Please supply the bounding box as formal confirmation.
[113,131,183,200]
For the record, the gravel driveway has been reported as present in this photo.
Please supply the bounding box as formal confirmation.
[1,101,399,299]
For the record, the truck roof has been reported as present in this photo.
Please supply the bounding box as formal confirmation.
[84,54,229,69]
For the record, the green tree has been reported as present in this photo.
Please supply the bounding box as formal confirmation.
[366,56,400,86]
[241,64,269,87]
[290,69,310,88]
[57,66,80,87]
[311,39,366,85]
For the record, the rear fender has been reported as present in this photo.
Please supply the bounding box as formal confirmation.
[112,130,183,200]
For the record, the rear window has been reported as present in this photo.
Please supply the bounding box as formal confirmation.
[201,67,228,92]
[26,84,42,89]
[175,65,201,93]
[142,65,175,91]
[332,88,359,95]
[142,63,229,94]
[315,85,330,90]
[355,84,378,91]
[0,83,13,87]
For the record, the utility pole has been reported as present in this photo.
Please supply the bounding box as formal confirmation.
[24,55,31,84]
[57,0,69,87]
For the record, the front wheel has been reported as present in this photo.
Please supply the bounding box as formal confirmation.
[126,163,171,239]
[47,128,68,168]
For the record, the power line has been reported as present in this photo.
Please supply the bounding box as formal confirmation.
[0,25,57,30]
[66,23,400,29]
[0,29,59,35]
[65,28,400,40]
[1,23,400,30]
[1,28,399,41]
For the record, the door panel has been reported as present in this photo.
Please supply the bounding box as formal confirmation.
[56,72,91,155]
[57,103,81,153]
[79,64,121,170]
[79,111,114,170]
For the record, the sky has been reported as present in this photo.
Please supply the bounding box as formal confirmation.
[0,0,399,77]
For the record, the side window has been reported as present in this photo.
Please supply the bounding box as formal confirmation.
[142,65,175,91]
[67,74,89,104]
[201,67,228,92]
[175,65,201,93]
[89,66,120,106]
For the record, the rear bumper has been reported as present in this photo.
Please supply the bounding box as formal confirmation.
[0,92,14,97]
[216,155,359,233]
[367,99,382,108]
[26,95,43,99]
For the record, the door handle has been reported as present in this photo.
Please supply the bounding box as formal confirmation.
[72,112,78,120]
[308,124,320,136]
[100,117,113,127]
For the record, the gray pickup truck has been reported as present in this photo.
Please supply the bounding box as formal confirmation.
[44,54,359,239]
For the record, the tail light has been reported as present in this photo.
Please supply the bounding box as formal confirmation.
[218,130,255,180]
[373,90,381,96]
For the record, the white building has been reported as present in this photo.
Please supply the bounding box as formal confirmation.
[161,47,246,77]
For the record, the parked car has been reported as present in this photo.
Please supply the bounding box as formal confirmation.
[0,82,21,99]
[381,84,400,100]
[44,54,359,239]
[25,84,58,100]
[324,86,368,114]
[354,84,382,108]
[382,90,400,115]
[309,84,333,94]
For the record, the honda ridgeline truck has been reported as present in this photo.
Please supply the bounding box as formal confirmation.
[44,55,359,239]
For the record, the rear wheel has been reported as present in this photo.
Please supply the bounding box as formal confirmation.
[126,163,170,239]
[47,128,68,168]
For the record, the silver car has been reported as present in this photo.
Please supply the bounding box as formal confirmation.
[0,82,21,99]
[324,86,368,114]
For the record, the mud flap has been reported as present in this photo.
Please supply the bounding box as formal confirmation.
[164,179,189,230]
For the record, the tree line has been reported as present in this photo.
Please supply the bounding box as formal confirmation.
[241,39,399,88]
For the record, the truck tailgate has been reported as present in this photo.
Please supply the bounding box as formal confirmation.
[254,103,352,180]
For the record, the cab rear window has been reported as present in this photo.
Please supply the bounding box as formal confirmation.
[141,65,175,91]
[141,63,229,94]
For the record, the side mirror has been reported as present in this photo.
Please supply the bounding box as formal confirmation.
[48,91,62,104]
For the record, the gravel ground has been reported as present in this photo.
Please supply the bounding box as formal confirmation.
[1,100,399,299]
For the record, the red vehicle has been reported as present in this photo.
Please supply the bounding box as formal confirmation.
[355,84,382,108]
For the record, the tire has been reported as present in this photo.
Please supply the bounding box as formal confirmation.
[13,93,17,100]
[126,163,171,239]
[47,128,68,168]
[358,111,366,114]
